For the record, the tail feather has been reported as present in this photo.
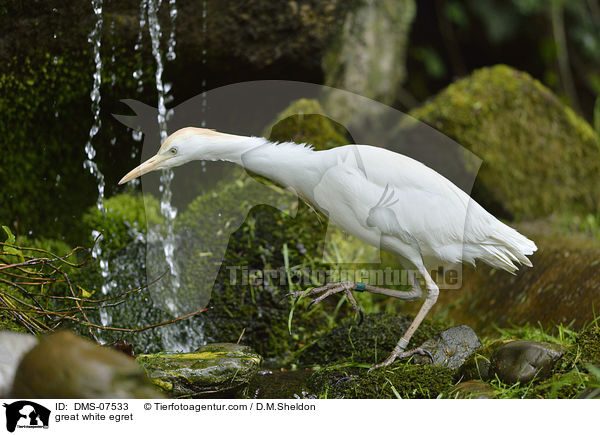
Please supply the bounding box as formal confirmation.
[478,224,537,273]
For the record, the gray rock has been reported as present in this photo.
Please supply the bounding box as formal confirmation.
[0,331,38,397]
[490,340,566,384]
[10,331,162,398]
[457,339,513,381]
[414,325,481,370]
[322,0,416,124]
[448,380,496,399]
[137,343,262,398]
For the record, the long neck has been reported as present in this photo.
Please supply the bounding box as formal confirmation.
[193,132,328,198]
[193,133,268,165]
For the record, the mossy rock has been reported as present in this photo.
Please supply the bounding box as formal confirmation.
[267,98,349,150]
[73,193,173,352]
[410,65,600,219]
[412,325,481,369]
[307,363,454,398]
[136,343,262,398]
[83,193,162,253]
[490,340,566,384]
[448,380,496,399]
[176,172,332,359]
[295,313,448,366]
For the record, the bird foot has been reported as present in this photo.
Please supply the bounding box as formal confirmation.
[368,347,434,372]
[284,281,364,325]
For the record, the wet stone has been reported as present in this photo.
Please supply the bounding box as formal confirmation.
[413,325,481,370]
[137,343,262,398]
[490,340,566,384]
[457,339,512,381]
[10,331,162,399]
[448,380,496,399]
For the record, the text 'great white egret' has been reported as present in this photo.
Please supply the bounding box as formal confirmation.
[119,127,537,370]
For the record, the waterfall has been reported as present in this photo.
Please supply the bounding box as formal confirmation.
[83,0,105,214]
[145,0,180,315]
[83,0,114,328]
[142,0,203,351]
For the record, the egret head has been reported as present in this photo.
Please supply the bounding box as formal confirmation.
[118,127,232,184]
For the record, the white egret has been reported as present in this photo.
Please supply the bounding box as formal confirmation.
[119,127,537,370]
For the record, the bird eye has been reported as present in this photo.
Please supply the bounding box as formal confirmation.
[170,147,178,155]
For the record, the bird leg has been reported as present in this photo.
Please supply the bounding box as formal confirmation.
[285,273,424,325]
[285,281,363,322]
[369,268,439,371]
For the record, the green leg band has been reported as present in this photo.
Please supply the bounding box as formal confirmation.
[355,282,366,292]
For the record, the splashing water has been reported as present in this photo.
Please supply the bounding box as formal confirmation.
[83,0,105,213]
[145,0,181,314]
[145,0,204,355]
[166,0,178,62]
[83,0,113,327]
[200,0,208,172]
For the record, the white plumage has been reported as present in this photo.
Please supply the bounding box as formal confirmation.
[119,128,537,369]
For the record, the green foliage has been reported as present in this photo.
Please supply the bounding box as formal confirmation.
[488,322,577,347]
[555,211,600,240]
[2,226,24,262]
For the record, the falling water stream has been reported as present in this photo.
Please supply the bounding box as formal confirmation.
[81,0,208,350]
[83,0,113,327]
[145,0,181,315]
[143,0,204,351]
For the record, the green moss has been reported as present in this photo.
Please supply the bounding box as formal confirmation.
[0,311,28,333]
[576,325,600,365]
[0,35,155,243]
[527,370,592,399]
[410,65,600,219]
[177,172,331,359]
[295,313,448,366]
[267,99,349,150]
[307,363,454,399]
[83,193,162,252]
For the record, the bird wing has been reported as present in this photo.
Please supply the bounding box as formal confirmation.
[315,145,536,271]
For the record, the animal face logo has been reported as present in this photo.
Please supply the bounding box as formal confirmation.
[3,401,50,432]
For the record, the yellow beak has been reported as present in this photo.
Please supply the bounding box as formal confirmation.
[118,154,166,184]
